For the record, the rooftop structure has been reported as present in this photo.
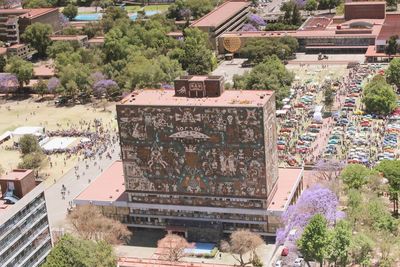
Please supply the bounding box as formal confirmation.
[344,1,386,20]
[190,0,250,49]
[191,0,250,28]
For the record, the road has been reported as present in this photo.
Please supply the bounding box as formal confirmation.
[45,136,120,230]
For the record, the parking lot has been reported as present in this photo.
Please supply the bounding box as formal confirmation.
[277,63,396,168]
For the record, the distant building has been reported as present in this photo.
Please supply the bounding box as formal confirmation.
[7,43,32,59]
[0,8,60,45]
[0,169,52,267]
[75,75,304,241]
[190,0,250,49]
[49,35,89,47]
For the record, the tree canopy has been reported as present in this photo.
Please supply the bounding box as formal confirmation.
[21,22,52,57]
[167,0,218,20]
[233,55,294,107]
[5,56,33,88]
[297,214,329,267]
[386,57,400,88]
[375,160,400,215]
[239,37,298,64]
[62,4,78,21]
[362,75,396,115]
[42,234,117,267]
[340,164,373,190]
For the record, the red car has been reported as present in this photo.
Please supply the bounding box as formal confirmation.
[294,103,306,108]
[281,247,289,256]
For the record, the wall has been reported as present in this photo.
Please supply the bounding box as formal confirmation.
[117,102,278,208]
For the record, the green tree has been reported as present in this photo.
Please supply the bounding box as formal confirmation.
[180,28,214,75]
[19,134,41,155]
[34,79,48,97]
[386,35,398,57]
[23,0,51,8]
[327,220,351,267]
[340,164,372,190]
[375,160,400,215]
[21,22,52,57]
[0,55,6,72]
[233,55,294,107]
[167,0,217,20]
[305,0,318,12]
[62,4,78,21]
[350,233,374,266]
[386,57,400,88]
[42,234,117,267]
[318,0,340,13]
[47,41,75,59]
[239,37,298,63]
[386,0,397,7]
[323,84,334,111]
[291,3,301,25]
[5,57,33,89]
[298,214,329,267]
[362,75,396,115]
[18,151,45,169]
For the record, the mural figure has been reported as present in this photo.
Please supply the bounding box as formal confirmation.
[148,143,168,169]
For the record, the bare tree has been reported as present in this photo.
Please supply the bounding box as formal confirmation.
[68,205,131,245]
[157,234,192,262]
[315,159,345,181]
[221,229,265,267]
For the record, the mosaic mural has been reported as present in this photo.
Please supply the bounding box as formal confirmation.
[117,104,277,198]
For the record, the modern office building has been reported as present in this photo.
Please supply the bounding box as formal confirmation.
[0,169,52,267]
[0,8,60,45]
[190,0,250,49]
[75,76,303,241]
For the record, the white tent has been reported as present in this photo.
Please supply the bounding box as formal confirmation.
[11,126,45,142]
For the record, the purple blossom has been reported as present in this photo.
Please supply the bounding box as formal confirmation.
[241,23,258,31]
[93,79,118,97]
[315,159,345,181]
[276,184,344,245]
[247,13,266,27]
[90,72,106,84]
[1,0,20,8]
[180,8,192,20]
[47,77,60,93]
[296,0,306,8]
[59,14,69,28]
[0,73,18,94]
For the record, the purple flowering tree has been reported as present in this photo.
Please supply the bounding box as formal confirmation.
[93,79,119,98]
[276,185,344,245]
[241,23,258,31]
[295,0,307,8]
[0,73,18,95]
[90,71,106,85]
[59,14,69,28]
[247,13,266,30]
[47,77,60,94]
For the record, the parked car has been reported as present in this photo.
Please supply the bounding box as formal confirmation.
[294,258,304,267]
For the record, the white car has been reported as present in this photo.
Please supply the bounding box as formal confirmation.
[275,260,282,267]
[294,258,304,267]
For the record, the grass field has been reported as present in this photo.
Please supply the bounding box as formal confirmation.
[0,98,117,183]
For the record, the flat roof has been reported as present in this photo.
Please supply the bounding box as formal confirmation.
[0,169,32,181]
[75,160,127,204]
[268,167,303,212]
[8,43,27,49]
[345,1,385,5]
[119,89,274,108]
[191,0,250,28]
[377,13,400,41]
[50,35,87,41]
[33,64,55,77]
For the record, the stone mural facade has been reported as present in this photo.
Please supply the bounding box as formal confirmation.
[117,94,278,209]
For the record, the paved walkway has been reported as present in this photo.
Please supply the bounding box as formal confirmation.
[45,136,120,229]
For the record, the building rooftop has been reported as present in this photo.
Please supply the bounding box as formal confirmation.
[50,35,88,41]
[377,13,400,41]
[191,0,250,28]
[74,160,127,205]
[0,169,32,181]
[119,89,274,108]
[87,36,105,43]
[19,8,59,19]
[268,167,303,213]
[345,1,385,5]
[33,64,55,77]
